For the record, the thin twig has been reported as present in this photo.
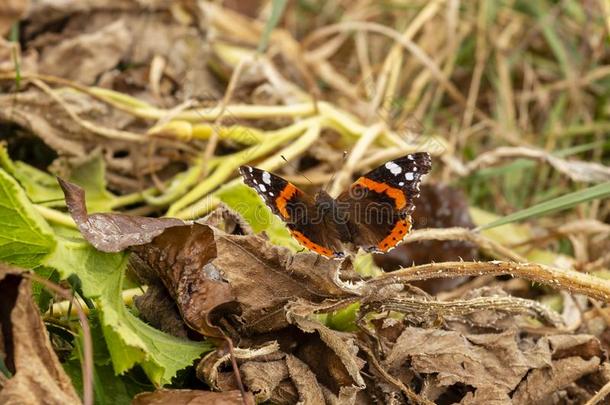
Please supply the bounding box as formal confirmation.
[367,261,610,302]
[223,336,248,405]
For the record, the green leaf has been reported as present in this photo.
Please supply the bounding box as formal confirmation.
[0,146,114,211]
[44,238,212,386]
[69,151,115,212]
[216,183,299,250]
[479,182,610,230]
[31,266,59,311]
[257,0,288,53]
[0,168,56,267]
[0,146,64,205]
[64,312,151,405]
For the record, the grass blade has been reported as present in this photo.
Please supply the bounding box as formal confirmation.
[478,182,610,230]
[257,0,288,53]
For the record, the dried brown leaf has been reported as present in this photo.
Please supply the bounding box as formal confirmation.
[131,223,237,339]
[459,386,511,404]
[133,284,189,338]
[132,389,253,405]
[285,354,326,404]
[38,20,131,85]
[0,264,80,405]
[240,360,291,402]
[0,90,87,156]
[197,342,282,391]
[384,327,550,400]
[59,178,184,252]
[511,356,600,403]
[212,234,356,333]
[286,302,366,401]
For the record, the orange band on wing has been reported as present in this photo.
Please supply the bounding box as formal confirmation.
[377,218,412,252]
[290,229,334,257]
[354,177,407,209]
[275,184,298,218]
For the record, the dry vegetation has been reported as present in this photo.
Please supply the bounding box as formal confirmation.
[0,0,609,404]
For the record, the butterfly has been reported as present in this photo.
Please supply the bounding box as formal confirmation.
[239,152,431,259]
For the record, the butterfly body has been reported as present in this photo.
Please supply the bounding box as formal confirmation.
[239,152,431,259]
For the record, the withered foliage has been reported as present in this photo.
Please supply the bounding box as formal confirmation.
[54,180,610,404]
[0,264,80,404]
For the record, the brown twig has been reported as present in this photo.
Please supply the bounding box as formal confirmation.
[223,336,248,405]
[367,261,610,302]
[362,294,563,326]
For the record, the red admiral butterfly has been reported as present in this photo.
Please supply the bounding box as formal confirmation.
[239,152,431,259]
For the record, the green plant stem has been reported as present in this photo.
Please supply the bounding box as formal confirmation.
[35,205,76,228]
[173,120,322,218]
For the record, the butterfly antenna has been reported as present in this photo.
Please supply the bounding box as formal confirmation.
[323,150,348,193]
[281,155,313,185]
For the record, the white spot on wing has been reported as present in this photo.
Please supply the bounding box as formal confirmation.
[399,181,404,186]
[405,172,414,181]
[385,161,402,175]
[259,184,267,192]
[262,171,271,185]
[269,192,274,196]
[248,166,253,172]
[407,155,414,160]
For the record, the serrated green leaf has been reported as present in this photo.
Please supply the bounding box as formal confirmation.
[44,238,212,385]
[479,182,610,230]
[0,168,56,267]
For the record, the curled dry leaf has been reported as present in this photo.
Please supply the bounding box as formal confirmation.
[285,301,366,402]
[60,179,236,338]
[0,263,80,404]
[133,283,190,339]
[59,178,184,252]
[132,389,253,405]
[211,234,356,333]
[197,320,368,405]
[0,90,88,157]
[38,20,131,85]
[131,223,237,339]
[380,326,606,403]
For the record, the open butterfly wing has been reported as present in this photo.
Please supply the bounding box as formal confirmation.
[336,153,431,253]
[239,166,344,258]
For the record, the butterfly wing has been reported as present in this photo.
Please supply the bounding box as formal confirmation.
[239,166,344,258]
[336,152,431,253]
